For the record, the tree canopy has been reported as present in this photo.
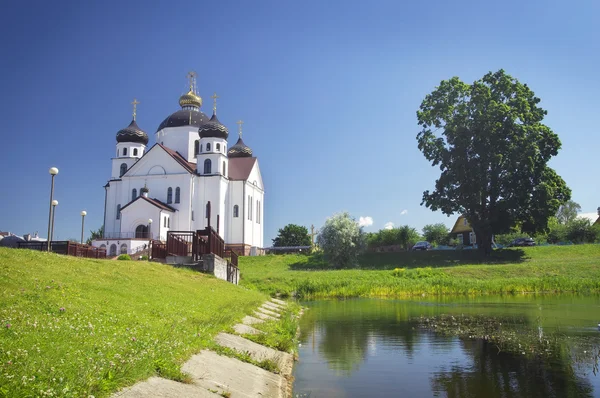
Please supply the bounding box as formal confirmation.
[317,212,366,268]
[416,70,570,254]
[272,224,311,247]
[86,225,104,245]
[556,200,581,225]
[422,223,450,245]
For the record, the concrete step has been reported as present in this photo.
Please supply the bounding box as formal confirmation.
[182,350,287,398]
[113,376,219,397]
[257,306,281,318]
[214,333,294,376]
[270,298,287,306]
[262,301,285,312]
[253,311,278,321]
[241,315,265,325]
[233,323,265,335]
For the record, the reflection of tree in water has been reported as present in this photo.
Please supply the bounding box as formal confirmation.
[430,338,594,398]
[300,300,428,375]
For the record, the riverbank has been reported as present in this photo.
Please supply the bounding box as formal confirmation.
[239,244,600,298]
[0,248,299,397]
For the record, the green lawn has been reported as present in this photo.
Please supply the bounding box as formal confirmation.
[239,245,600,298]
[0,248,266,398]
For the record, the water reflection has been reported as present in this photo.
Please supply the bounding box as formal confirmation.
[293,297,600,397]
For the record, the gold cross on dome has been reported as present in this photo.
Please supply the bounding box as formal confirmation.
[211,92,219,113]
[187,71,197,91]
[131,98,140,121]
[236,120,244,138]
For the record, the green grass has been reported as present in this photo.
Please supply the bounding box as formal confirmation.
[239,245,600,299]
[0,248,266,398]
[237,303,301,354]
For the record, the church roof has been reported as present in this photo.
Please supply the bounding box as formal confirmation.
[228,137,252,158]
[117,120,149,145]
[120,196,177,213]
[157,110,209,132]
[198,113,229,139]
[228,157,257,181]
[158,144,196,173]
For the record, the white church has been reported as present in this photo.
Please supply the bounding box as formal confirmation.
[93,74,264,257]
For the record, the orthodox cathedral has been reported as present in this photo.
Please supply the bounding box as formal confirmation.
[92,73,264,256]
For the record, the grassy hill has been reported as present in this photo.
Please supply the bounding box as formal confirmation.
[0,248,265,398]
[239,245,600,298]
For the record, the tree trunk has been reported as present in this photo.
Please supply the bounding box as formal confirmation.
[473,225,493,257]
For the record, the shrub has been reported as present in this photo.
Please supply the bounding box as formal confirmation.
[317,212,366,268]
[117,254,131,261]
[140,255,149,261]
[494,232,531,246]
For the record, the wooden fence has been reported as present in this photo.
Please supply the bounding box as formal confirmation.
[18,241,107,259]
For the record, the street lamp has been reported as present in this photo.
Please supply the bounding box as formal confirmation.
[148,218,153,260]
[50,200,58,243]
[80,210,87,244]
[47,167,59,251]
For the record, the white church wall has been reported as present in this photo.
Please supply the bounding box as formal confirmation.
[243,164,265,249]
[192,175,228,238]
[226,180,245,244]
[155,126,198,162]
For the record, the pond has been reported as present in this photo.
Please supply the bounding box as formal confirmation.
[293,296,600,397]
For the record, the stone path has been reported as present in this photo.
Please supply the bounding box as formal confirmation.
[113,298,292,398]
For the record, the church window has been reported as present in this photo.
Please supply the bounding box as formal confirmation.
[206,203,210,218]
[116,204,121,220]
[257,201,260,224]
[168,217,170,228]
[248,196,252,221]
[204,159,212,174]
[233,205,239,218]
[216,143,220,151]
[194,140,199,156]
[132,189,137,201]
[167,187,173,204]
[120,244,128,254]
[133,148,138,156]
[175,187,180,203]
[164,217,167,227]
[200,144,203,153]
[120,163,127,177]
[191,211,194,221]
[223,161,226,176]
[123,148,128,156]
[206,143,211,151]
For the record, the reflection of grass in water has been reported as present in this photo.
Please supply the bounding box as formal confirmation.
[416,314,600,375]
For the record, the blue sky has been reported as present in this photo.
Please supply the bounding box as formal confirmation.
[1,0,598,243]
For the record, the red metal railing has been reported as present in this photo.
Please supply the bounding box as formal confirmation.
[151,240,166,259]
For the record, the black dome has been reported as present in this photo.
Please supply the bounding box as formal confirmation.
[198,113,229,139]
[157,110,209,132]
[116,120,149,145]
[228,137,253,158]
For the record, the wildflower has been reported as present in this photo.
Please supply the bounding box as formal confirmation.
[6,323,10,328]
[59,307,65,312]
[131,337,137,342]
[46,286,51,289]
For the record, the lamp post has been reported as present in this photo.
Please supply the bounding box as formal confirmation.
[148,219,153,260]
[50,200,58,243]
[80,210,87,244]
[47,167,59,251]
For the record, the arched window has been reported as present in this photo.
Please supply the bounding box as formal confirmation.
[120,163,127,177]
[233,205,239,218]
[222,161,226,176]
[167,187,173,204]
[248,196,252,220]
[110,244,117,256]
[132,188,137,201]
[200,144,203,152]
[175,187,180,203]
[135,225,148,238]
[204,159,211,174]
[133,148,138,156]
[206,203,210,218]
[206,143,211,151]
[120,244,128,254]
[164,217,167,227]
[194,140,199,156]
[116,204,121,219]
[257,201,260,224]
[123,148,128,156]
[168,217,170,228]
[216,143,220,151]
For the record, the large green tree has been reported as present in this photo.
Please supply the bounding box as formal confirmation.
[416,70,570,255]
[317,212,366,268]
[272,224,311,247]
[422,223,450,245]
[555,200,581,225]
[86,225,104,246]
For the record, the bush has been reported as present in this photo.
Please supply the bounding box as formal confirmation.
[566,219,600,244]
[317,212,366,268]
[494,232,531,246]
[117,254,131,261]
[140,255,149,261]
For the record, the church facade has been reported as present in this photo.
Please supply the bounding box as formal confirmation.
[93,76,264,256]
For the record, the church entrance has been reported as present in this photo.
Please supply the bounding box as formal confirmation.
[109,244,117,256]
[135,225,149,238]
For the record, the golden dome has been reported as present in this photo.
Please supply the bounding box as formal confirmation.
[179,90,202,108]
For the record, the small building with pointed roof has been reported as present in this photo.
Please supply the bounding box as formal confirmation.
[94,74,264,256]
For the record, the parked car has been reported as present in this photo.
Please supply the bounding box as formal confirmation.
[412,241,432,251]
[508,237,536,247]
